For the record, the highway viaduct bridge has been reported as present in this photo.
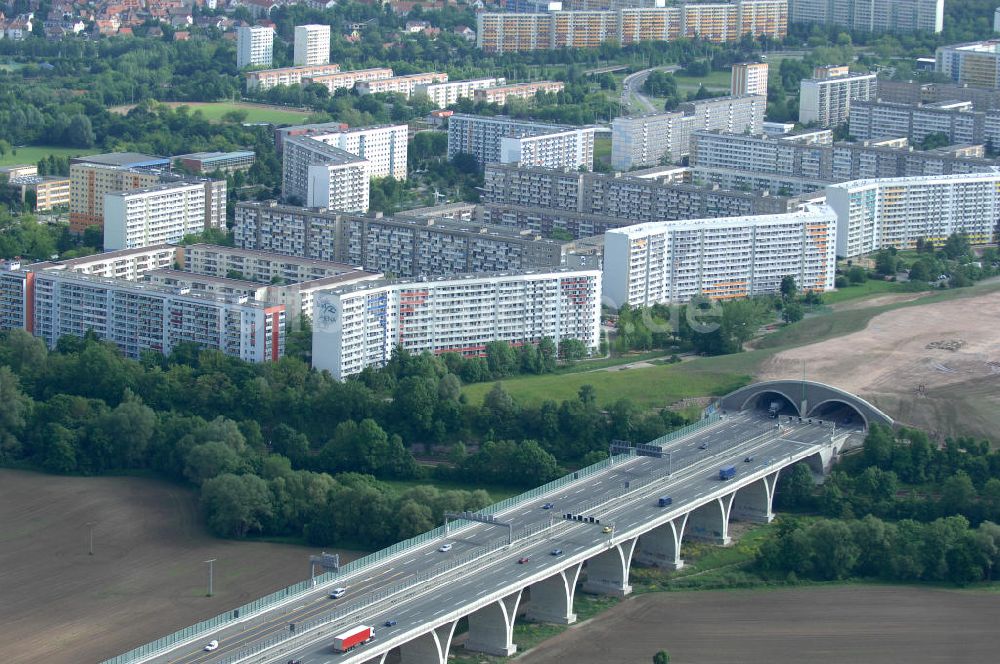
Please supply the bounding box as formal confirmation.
[122,381,891,664]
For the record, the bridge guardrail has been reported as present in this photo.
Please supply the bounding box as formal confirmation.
[214,530,528,664]
[101,415,726,664]
[646,413,721,448]
[222,425,840,664]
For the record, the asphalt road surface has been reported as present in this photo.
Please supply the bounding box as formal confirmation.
[146,412,840,664]
[621,65,680,114]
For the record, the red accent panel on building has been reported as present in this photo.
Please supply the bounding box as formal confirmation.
[25,271,35,334]
[264,305,284,362]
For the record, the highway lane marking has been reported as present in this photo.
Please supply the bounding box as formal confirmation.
[201,423,817,660]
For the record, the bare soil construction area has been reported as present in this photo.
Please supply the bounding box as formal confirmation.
[519,585,1000,664]
[0,469,357,664]
[757,290,1000,439]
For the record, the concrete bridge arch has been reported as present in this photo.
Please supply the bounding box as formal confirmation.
[719,380,893,429]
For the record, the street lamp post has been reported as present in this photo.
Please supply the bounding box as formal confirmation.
[204,559,217,597]
[86,522,96,556]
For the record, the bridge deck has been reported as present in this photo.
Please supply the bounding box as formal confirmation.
[144,413,846,664]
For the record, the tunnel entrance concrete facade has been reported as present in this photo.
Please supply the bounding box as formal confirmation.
[719,380,893,429]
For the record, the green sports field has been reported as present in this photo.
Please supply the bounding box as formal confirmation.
[107,101,316,125]
[177,101,315,124]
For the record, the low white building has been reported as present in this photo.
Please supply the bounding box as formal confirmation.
[245,63,342,92]
[414,78,506,109]
[312,269,602,379]
[356,73,449,98]
[603,205,837,308]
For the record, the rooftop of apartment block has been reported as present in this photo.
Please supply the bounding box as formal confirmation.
[69,152,170,168]
[144,269,271,291]
[185,242,367,274]
[284,135,369,164]
[174,151,256,162]
[607,203,836,237]
[320,266,601,297]
[946,40,1000,54]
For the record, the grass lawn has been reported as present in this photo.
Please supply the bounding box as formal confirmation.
[461,361,751,409]
[0,145,89,167]
[821,279,929,305]
[673,69,732,93]
[459,278,1000,411]
[594,135,611,166]
[556,351,676,374]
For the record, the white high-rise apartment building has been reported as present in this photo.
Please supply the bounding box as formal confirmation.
[312,269,602,379]
[448,114,596,170]
[415,78,506,109]
[789,0,943,34]
[611,112,693,171]
[603,204,837,308]
[294,24,330,66]
[825,173,1000,258]
[282,136,371,212]
[848,100,984,145]
[2,267,285,362]
[799,67,877,127]
[297,125,408,180]
[68,152,171,233]
[502,129,596,171]
[104,182,212,251]
[936,41,1000,89]
[731,62,769,97]
[611,95,764,170]
[237,25,274,69]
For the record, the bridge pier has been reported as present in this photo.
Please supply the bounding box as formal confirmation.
[634,514,687,570]
[730,471,779,524]
[525,563,582,624]
[686,495,735,545]
[362,654,388,664]
[464,589,523,656]
[400,621,458,664]
[581,538,637,597]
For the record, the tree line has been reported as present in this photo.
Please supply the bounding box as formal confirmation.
[777,424,1000,525]
[0,329,694,545]
[760,423,1000,586]
[756,515,1000,586]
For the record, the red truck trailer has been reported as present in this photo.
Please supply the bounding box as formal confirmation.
[333,625,374,653]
